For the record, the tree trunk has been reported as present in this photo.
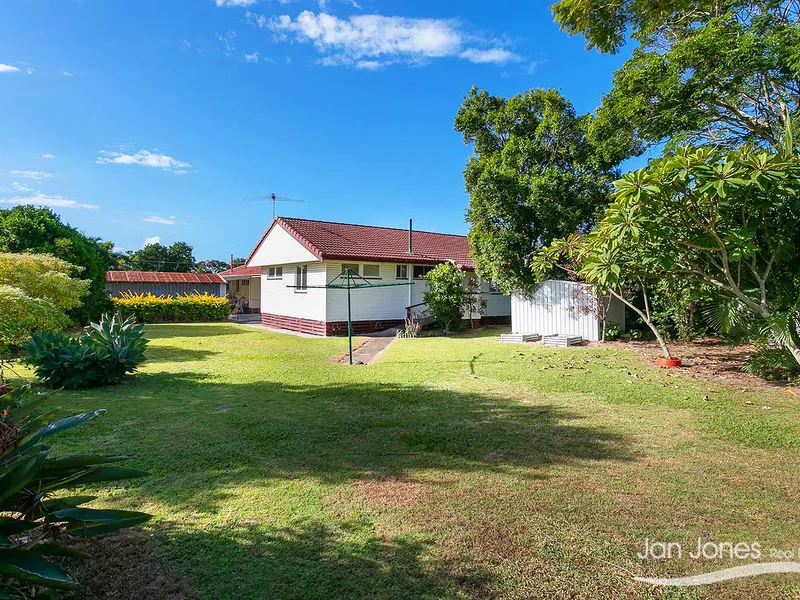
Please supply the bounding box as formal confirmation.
[785,337,800,370]
[608,287,672,359]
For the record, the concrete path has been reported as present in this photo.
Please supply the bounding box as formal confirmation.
[351,335,396,365]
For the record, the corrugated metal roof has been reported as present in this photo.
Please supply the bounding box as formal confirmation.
[247,217,474,269]
[106,271,225,284]
[218,265,261,278]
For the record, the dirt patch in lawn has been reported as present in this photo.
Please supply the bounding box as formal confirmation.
[600,338,792,392]
[60,529,195,600]
[352,475,430,509]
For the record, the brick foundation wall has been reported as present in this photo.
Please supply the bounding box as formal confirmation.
[262,313,509,337]
[261,313,327,336]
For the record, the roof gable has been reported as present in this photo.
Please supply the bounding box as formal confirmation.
[246,217,474,269]
[247,220,321,267]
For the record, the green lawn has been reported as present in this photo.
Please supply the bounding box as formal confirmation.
[17,323,800,599]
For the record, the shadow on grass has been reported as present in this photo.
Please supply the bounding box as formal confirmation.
[143,324,250,339]
[78,371,635,515]
[157,520,491,600]
[63,520,492,600]
[144,347,221,364]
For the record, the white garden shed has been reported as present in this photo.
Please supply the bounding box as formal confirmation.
[511,280,626,342]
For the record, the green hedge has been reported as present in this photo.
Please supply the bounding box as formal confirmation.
[111,292,229,323]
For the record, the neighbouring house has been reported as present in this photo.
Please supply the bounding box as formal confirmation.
[218,265,262,313]
[511,279,626,342]
[105,271,227,298]
[245,217,511,336]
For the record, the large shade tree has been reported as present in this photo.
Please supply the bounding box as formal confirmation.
[554,141,800,366]
[454,87,619,294]
[551,0,800,157]
[0,206,113,324]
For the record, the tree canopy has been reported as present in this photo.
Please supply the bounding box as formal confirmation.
[0,206,113,324]
[552,0,800,155]
[454,87,619,294]
[115,241,197,272]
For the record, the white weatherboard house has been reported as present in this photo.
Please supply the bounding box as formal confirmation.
[245,217,511,336]
[511,279,626,342]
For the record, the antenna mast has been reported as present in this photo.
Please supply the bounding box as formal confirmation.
[242,193,306,219]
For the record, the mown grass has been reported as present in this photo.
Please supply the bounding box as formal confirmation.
[13,323,800,599]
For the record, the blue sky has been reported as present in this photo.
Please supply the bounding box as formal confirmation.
[0,0,633,262]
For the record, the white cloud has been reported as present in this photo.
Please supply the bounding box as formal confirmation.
[0,64,20,73]
[9,170,51,180]
[244,52,259,62]
[0,194,98,210]
[355,60,384,70]
[62,71,74,77]
[41,153,56,159]
[216,0,258,5]
[143,236,161,247]
[143,215,178,225]
[266,11,520,68]
[12,182,34,193]
[460,47,521,64]
[97,150,191,173]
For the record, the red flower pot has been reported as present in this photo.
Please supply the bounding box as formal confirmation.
[656,357,682,368]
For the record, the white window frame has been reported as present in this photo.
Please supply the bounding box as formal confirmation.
[362,264,381,279]
[413,265,434,279]
[342,263,360,276]
[295,265,308,292]
[267,266,283,279]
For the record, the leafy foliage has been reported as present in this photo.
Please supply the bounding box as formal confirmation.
[604,322,621,342]
[607,143,800,366]
[195,259,232,274]
[110,292,230,323]
[423,263,468,333]
[743,344,800,381]
[454,87,619,294]
[0,385,150,597]
[113,241,196,272]
[552,0,800,154]
[24,314,148,390]
[0,253,89,348]
[0,207,114,324]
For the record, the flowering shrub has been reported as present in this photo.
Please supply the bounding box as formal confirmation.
[111,292,229,323]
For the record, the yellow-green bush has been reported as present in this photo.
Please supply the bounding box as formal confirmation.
[110,292,229,323]
[0,253,89,346]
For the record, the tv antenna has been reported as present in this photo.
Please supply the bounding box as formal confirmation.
[243,193,306,219]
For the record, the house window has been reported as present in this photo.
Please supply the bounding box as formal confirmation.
[240,279,249,286]
[488,280,500,293]
[413,265,434,279]
[342,263,360,275]
[267,266,283,279]
[295,265,308,291]
[396,265,408,279]
[362,264,380,278]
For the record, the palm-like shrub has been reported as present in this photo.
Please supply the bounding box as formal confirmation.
[0,385,150,596]
[24,314,147,390]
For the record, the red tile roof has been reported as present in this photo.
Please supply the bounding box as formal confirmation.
[106,271,225,284]
[247,217,475,269]
[218,265,261,278]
